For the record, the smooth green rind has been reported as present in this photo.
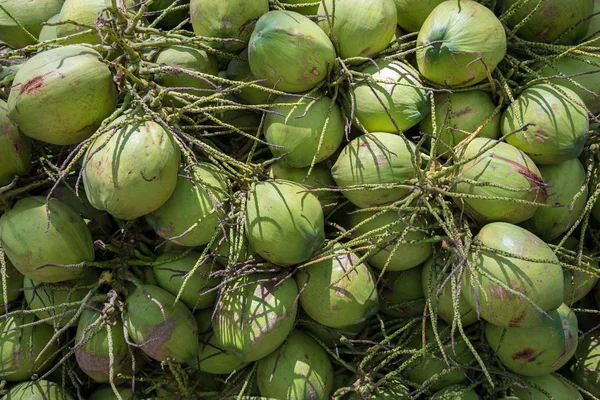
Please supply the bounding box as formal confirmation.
[501,84,589,164]
[226,48,274,105]
[347,60,430,133]
[245,180,325,266]
[393,0,445,32]
[379,267,426,318]
[318,0,397,60]
[569,333,600,397]
[301,318,365,348]
[0,0,63,48]
[0,99,30,186]
[248,10,336,93]
[190,0,269,53]
[264,93,344,168]
[463,222,564,328]
[348,208,432,271]
[332,132,417,208]
[0,196,94,283]
[512,374,583,400]
[269,162,339,209]
[416,0,506,87]
[7,45,118,145]
[147,0,188,27]
[257,330,334,400]
[146,164,229,246]
[198,334,248,374]
[453,138,547,224]
[0,315,57,381]
[38,13,61,42]
[485,303,578,376]
[83,115,181,220]
[523,159,588,241]
[213,273,298,362]
[0,261,23,313]
[153,252,219,310]
[3,380,74,400]
[431,385,479,400]
[125,285,198,364]
[295,251,379,328]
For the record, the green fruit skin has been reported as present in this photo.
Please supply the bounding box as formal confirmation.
[146,164,229,246]
[153,252,220,310]
[210,233,256,267]
[248,10,336,93]
[416,0,506,87]
[348,60,430,133]
[88,386,138,400]
[257,330,334,400]
[0,98,30,186]
[265,93,344,168]
[332,132,417,208]
[503,0,593,44]
[278,0,319,15]
[569,333,600,397]
[0,0,64,48]
[3,380,74,400]
[194,308,213,334]
[245,180,325,266]
[51,186,114,237]
[453,138,547,224]
[501,84,589,165]
[296,251,379,328]
[301,318,365,348]
[513,374,583,400]
[348,208,432,271]
[269,162,339,209]
[379,266,426,318]
[7,45,118,145]
[421,258,478,327]
[0,196,94,283]
[419,90,501,157]
[393,0,446,32]
[0,315,57,381]
[147,0,189,27]
[75,309,133,383]
[125,285,199,364]
[213,273,298,362]
[198,333,248,374]
[190,0,268,53]
[563,257,599,306]
[38,13,61,41]
[155,45,219,101]
[523,159,588,241]
[83,115,181,220]
[318,0,397,60]
[226,48,274,105]
[462,222,564,328]
[0,261,23,313]
[486,303,578,376]
[431,384,479,400]
[584,0,600,45]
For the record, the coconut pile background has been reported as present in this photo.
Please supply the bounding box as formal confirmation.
[0,0,600,399]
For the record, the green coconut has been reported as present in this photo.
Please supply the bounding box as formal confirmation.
[264,93,344,168]
[7,45,118,145]
[346,60,430,133]
[210,233,257,267]
[0,196,94,283]
[24,273,94,327]
[226,48,274,105]
[125,284,198,363]
[245,180,325,266]
[393,0,445,32]
[421,258,478,327]
[317,0,397,60]
[348,208,432,271]
[0,99,30,186]
[194,308,213,334]
[300,317,365,348]
[0,261,23,313]
[379,266,426,318]
[452,138,547,224]
[417,0,506,87]
[155,45,219,102]
[295,249,379,328]
[584,0,600,45]
[486,303,578,376]
[190,0,268,53]
[501,84,589,165]
[463,222,564,328]
[563,252,599,306]
[419,90,501,157]
[88,386,138,400]
[0,0,64,48]
[198,333,249,374]
[331,132,418,208]
[268,162,339,209]
[257,329,334,400]
[568,333,600,397]
[147,0,189,27]
[146,164,229,246]
[502,0,593,44]
[0,315,57,381]
[3,380,74,400]
[75,309,133,383]
[431,385,479,400]
[523,159,588,241]
[278,0,319,15]
[153,252,220,310]
[213,273,298,362]
[512,373,583,400]
[82,114,181,220]
[51,185,114,237]
[38,13,61,41]
[248,10,336,93]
